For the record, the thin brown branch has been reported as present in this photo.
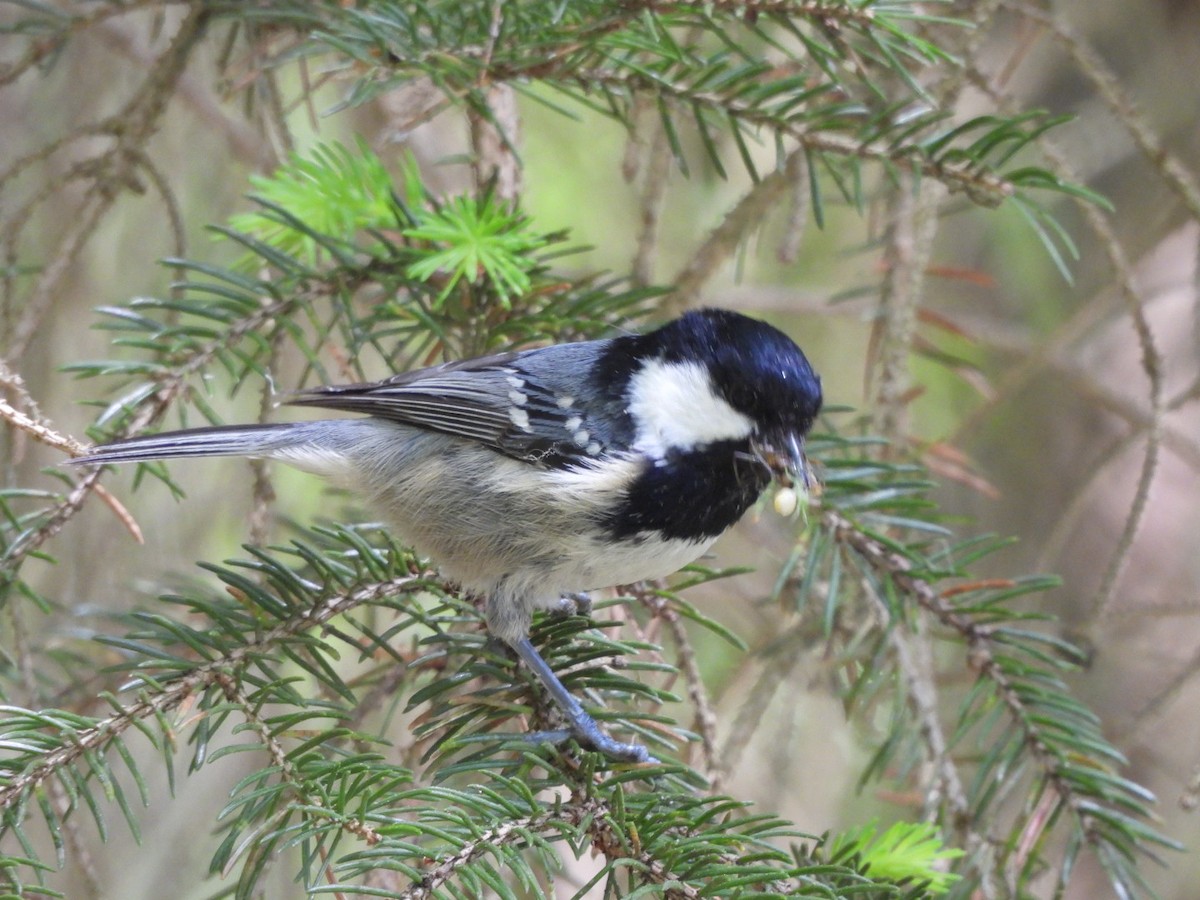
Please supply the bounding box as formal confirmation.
[630,0,880,26]
[0,308,266,568]
[5,179,112,362]
[397,807,559,900]
[399,793,705,900]
[573,68,1015,207]
[247,332,284,546]
[0,0,182,88]
[824,509,1120,857]
[131,149,189,282]
[870,177,943,443]
[357,14,1016,210]
[715,620,809,780]
[631,121,674,288]
[220,678,381,846]
[1118,638,1200,744]
[95,14,275,169]
[2,156,100,329]
[0,390,89,459]
[7,532,104,893]
[1,255,373,574]
[1035,154,1163,626]
[962,62,1166,625]
[470,7,522,204]
[881,608,969,820]
[1009,1,1200,224]
[1,467,103,571]
[469,84,523,202]
[643,593,720,786]
[947,315,1200,478]
[0,125,113,193]
[260,66,297,159]
[0,374,145,543]
[669,148,806,314]
[868,586,999,895]
[331,5,1016,208]
[776,151,809,264]
[4,5,211,363]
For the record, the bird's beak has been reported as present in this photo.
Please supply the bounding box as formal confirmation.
[754,431,810,490]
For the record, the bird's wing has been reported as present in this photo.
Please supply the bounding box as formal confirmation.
[288,349,613,467]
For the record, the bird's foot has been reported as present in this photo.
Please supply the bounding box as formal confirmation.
[510,635,656,764]
[525,726,657,764]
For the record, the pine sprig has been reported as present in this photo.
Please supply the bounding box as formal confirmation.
[226,141,556,309]
[52,142,652,513]
[1,526,897,898]
[0,564,427,821]
[282,0,1084,215]
[228,139,400,267]
[828,820,964,895]
[783,427,1179,896]
[403,193,550,308]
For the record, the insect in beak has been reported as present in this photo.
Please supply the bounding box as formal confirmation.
[752,431,809,489]
[751,432,814,518]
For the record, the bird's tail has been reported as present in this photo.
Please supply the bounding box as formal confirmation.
[70,422,310,466]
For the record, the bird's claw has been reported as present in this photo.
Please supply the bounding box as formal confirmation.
[525,727,657,764]
[551,591,593,618]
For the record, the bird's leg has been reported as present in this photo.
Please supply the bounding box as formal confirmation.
[510,636,655,763]
[550,591,593,618]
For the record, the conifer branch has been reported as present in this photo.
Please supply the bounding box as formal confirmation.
[0,3,1185,897]
[0,575,422,812]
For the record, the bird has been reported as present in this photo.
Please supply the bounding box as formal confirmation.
[72,307,823,763]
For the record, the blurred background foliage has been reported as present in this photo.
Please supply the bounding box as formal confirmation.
[2,1,1200,898]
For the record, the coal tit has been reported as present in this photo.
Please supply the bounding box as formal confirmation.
[74,308,823,762]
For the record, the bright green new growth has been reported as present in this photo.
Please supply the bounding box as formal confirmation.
[830,820,965,895]
[227,140,549,308]
[403,193,548,308]
[229,140,398,266]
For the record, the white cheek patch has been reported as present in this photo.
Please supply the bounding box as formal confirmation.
[627,358,754,457]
